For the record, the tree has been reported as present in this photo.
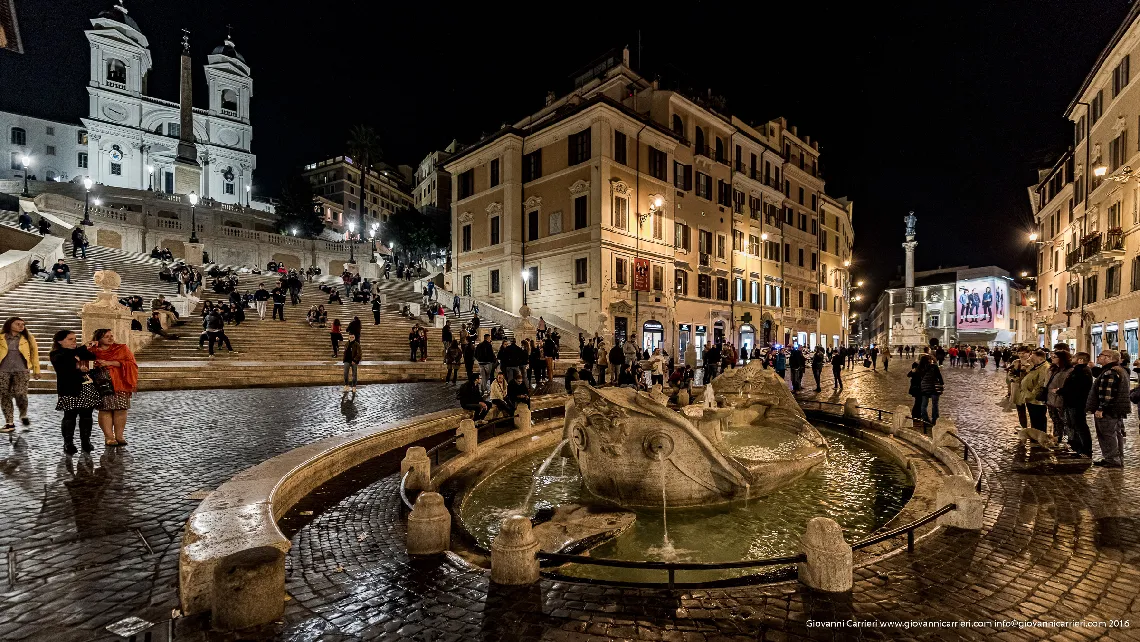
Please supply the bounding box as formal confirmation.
[386,206,449,264]
[274,172,324,237]
[346,124,383,225]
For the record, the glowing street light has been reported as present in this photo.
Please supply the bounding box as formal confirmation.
[82,177,94,226]
[1029,232,1039,242]
[843,259,851,268]
[348,221,357,263]
[1094,165,1108,177]
[521,269,530,305]
[187,191,199,243]
[369,222,379,263]
[146,164,154,190]
[245,183,251,207]
[20,154,30,196]
[652,195,664,209]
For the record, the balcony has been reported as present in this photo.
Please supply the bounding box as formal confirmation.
[694,144,710,158]
[1076,230,1127,269]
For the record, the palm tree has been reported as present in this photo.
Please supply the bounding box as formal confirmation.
[346,125,383,244]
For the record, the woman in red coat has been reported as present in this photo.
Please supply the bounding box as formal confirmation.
[90,328,139,446]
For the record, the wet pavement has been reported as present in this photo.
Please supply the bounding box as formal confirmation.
[2,366,1140,641]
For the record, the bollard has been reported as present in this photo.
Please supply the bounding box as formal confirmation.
[892,405,911,433]
[211,546,285,631]
[406,492,451,555]
[797,517,852,592]
[491,515,540,584]
[400,446,431,491]
[456,419,478,454]
[932,418,958,448]
[936,475,983,530]
[514,403,532,432]
[843,397,859,419]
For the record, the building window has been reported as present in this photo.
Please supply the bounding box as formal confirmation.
[490,215,500,245]
[716,277,729,301]
[612,194,629,230]
[652,210,662,239]
[750,281,759,304]
[1113,55,1131,98]
[462,274,472,296]
[10,127,25,145]
[523,149,542,182]
[8,153,18,170]
[616,257,627,285]
[461,224,472,251]
[489,159,499,187]
[716,234,726,259]
[224,181,235,195]
[929,313,940,327]
[1106,264,1121,298]
[1132,255,1140,291]
[834,295,839,311]
[573,195,588,229]
[1110,130,1129,171]
[458,169,475,199]
[697,274,711,298]
[733,230,744,252]
[44,125,54,136]
[675,269,688,296]
[527,209,539,241]
[1091,89,1104,124]
[734,278,744,301]
[77,152,88,169]
[811,252,817,270]
[653,265,663,291]
[110,162,121,176]
[221,89,238,112]
[1085,275,1098,304]
[490,269,500,294]
[614,131,627,165]
[784,243,791,262]
[78,130,88,145]
[798,290,805,307]
[648,147,667,181]
[714,137,725,163]
[672,114,684,136]
[526,266,539,291]
[569,128,591,165]
[106,58,126,84]
[695,172,712,199]
[167,123,180,138]
[798,248,804,267]
[574,257,588,285]
[675,222,691,251]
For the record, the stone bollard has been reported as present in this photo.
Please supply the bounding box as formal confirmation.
[933,418,958,448]
[406,492,451,555]
[211,546,285,631]
[797,517,852,592]
[491,515,541,584]
[400,446,431,491]
[514,403,532,432]
[677,389,690,407]
[843,397,859,419]
[456,419,478,454]
[936,475,983,530]
[892,405,912,433]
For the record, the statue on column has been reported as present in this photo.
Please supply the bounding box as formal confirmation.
[904,211,917,241]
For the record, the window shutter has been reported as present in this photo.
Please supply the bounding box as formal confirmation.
[684,165,693,191]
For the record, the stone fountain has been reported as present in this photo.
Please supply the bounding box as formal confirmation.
[563,361,827,507]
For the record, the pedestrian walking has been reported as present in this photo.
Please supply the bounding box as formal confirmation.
[907,360,923,419]
[1089,349,1131,467]
[1045,348,1071,440]
[254,284,270,320]
[372,297,382,325]
[71,226,88,259]
[48,329,100,454]
[831,350,844,390]
[0,317,39,432]
[870,345,879,370]
[330,319,343,357]
[347,316,362,341]
[271,287,287,321]
[811,347,824,392]
[342,331,362,393]
[919,354,944,425]
[789,347,806,391]
[882,346,891,371]
[445,340,462,384]
[596,341,609,386]
[90,328,138,446]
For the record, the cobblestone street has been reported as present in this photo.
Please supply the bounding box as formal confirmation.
[2,366,1140,641]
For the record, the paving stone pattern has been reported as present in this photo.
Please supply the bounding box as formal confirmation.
[280,364,1140,641]
[0,383,458,642]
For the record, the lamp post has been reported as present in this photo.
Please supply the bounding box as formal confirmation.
[188,191,199,243]
[759,231,769,344]
[521,269,529,306]
[20,155,30,196]
[245,184,251,207]
[369,222,379,262]
[82,177,94,226]
[146,164,154,191]
[348,221,356,263]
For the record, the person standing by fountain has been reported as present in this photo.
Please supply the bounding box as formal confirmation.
[596,341,609,386]
[811,347,824,392]
[831,349,844,390]
[475,334,496,394]
[789,346,806,392]
[608,342,624,385]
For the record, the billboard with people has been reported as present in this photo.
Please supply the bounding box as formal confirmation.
[955,277,1008,331]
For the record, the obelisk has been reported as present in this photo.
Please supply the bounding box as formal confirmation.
[173,29,201,195]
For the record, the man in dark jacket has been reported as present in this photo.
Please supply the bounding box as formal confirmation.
[475,335,496,393]
[811,348,825,392]
[458,374,489,421]
[462,340,475,380]
[46,259,70,283]
[789,347,806,392]
[17,211,33,232]
[1089,349,1131,467]
[1060,352,1094,457]
[441,322,453,350]
[71,226,88,259]
[499,339,526,384]
[507,370,531,408]
[608,343,625,385]
[372,297,382,325]
[271,287,287,321]
[253,284,270,320]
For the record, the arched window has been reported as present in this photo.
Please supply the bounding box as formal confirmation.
[694,127,705,155]
[715,137,725,162]
[106,58,126,84]
[672,114,683,136]
[221,89,238,112]
[10,127,25,145]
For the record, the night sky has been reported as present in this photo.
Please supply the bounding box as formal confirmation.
[0,1,1130,305]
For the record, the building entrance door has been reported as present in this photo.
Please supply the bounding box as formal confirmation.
[643,321,664,353]
[739,324,755,356]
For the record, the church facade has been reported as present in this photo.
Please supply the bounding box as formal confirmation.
[0,1,254,204]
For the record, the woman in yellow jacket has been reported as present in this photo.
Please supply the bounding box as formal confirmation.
[0,317,40,432]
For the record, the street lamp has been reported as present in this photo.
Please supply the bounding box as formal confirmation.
[245,184,251,207]
[146,164,154,190]
[187,191,199,243]
[369,222,379,262]
[81,177,94,226]
[1028,232,1039,242]
[521,269,529,306]
[1094,165,1108,177]
[348,221,356,263]
[20,155,30,196]
[291,228,297,236]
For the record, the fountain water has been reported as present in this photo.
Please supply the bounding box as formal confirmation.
[520,439,570,516]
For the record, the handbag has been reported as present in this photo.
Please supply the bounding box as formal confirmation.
[91,366,116,398]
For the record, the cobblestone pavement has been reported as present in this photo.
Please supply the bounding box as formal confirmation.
[279,364,1140,641]
[0,382,461,642]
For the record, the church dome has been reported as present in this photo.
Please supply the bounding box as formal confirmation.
[211,36,246,63]
[97,0,140,32]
